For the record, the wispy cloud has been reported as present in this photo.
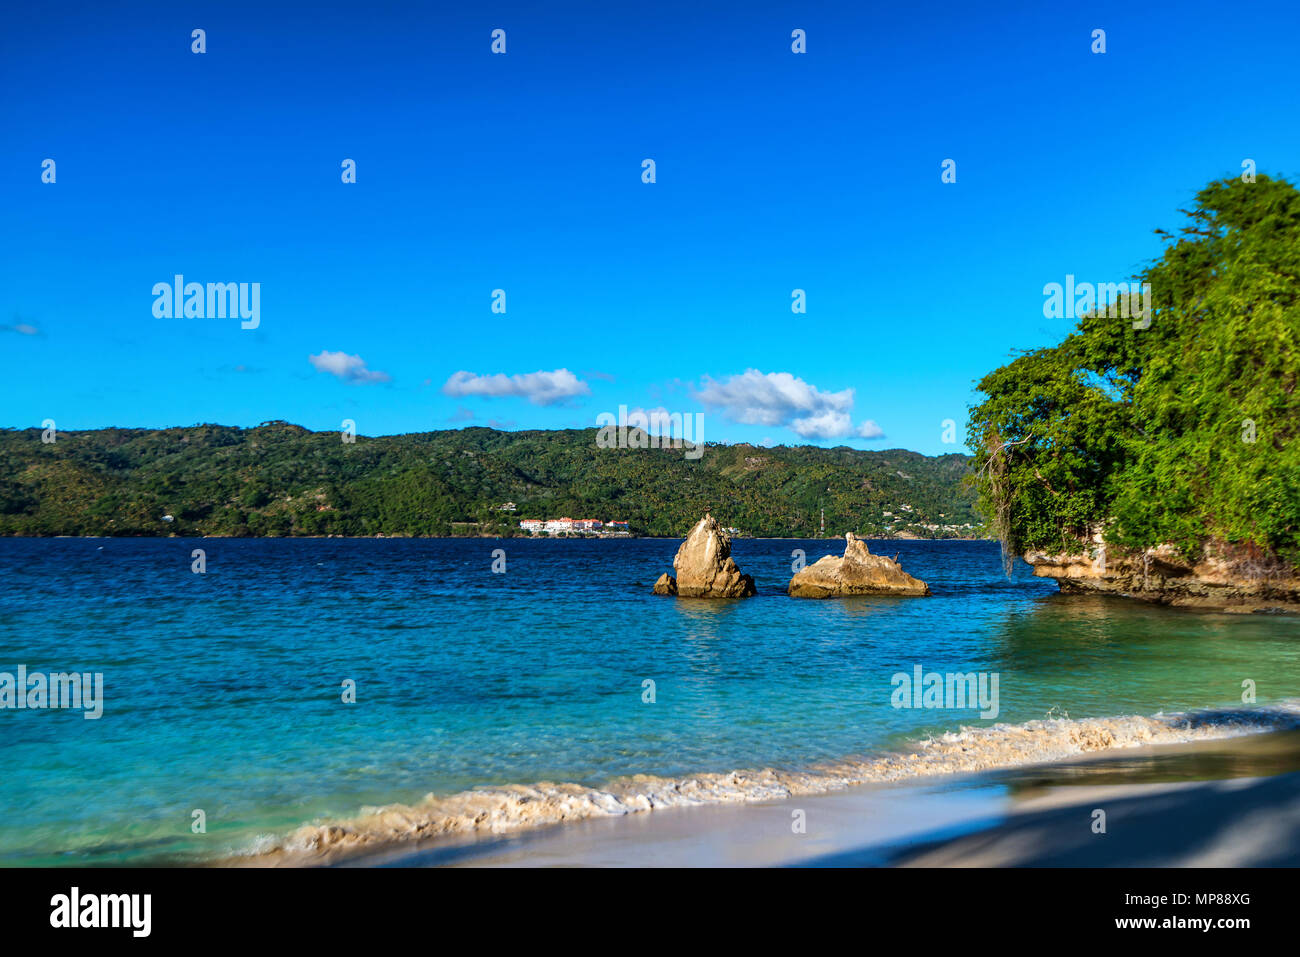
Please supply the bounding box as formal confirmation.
[691,369,884,441]
[442,368,590,406]
[1,322,41,336]
[308,351,391,384]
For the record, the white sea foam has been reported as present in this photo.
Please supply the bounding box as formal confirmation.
[235,700,1300,865]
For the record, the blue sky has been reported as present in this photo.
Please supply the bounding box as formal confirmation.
[2,0,1297,454]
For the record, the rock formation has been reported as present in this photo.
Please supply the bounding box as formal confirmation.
[1025,538,1300,613]
[652,514,756,598]
[651,573,677,596]
[788,532,930,598]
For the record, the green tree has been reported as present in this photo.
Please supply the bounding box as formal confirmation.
[969,174,1300,571]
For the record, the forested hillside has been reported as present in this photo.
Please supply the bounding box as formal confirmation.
[0,423,980,538]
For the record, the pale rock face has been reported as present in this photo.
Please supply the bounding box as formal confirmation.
[788,532,930,598]
[1024,540,1300,613]
[651,514,756,598]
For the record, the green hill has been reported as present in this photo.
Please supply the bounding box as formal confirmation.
[0,423,982,538]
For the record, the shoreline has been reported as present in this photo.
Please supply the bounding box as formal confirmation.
[385,728,1300,868]
[225,700,1300,868]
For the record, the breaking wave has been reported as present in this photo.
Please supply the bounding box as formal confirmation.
[234,700,1300,865]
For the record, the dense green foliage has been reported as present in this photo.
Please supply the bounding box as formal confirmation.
[968,174,1300,569]
[0,422,981,538]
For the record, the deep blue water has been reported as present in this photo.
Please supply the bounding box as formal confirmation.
[1,537,1298,865]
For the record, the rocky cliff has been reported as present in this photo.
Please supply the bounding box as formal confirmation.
[1025,537,1300,613]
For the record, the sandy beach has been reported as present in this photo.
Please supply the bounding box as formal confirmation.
[247,714,1300,868]
[347,728,1300,868]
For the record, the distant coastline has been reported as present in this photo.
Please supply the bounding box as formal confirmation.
[0,422,984,540]
[18,532,997,542]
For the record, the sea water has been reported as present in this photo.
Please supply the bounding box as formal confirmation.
[1,537,1297,865]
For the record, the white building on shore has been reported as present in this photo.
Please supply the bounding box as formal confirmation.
[520,517,629,535]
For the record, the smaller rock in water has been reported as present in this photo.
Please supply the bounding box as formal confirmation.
[788,532,930,598]
[651,572,678,596]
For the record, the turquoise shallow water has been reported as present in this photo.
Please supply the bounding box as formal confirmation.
[1,537,1298,866]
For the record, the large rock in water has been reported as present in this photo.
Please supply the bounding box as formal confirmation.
[788,533,930,598]
[652,514,756,598]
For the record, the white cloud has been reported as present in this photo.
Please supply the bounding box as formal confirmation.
[308,351,391,384]
[790,409,855,440]
[442,368,590,406]
[1,323,40,336]
[691,369,884,440]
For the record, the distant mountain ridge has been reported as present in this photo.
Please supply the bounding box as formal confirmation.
[0,422,983,538]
